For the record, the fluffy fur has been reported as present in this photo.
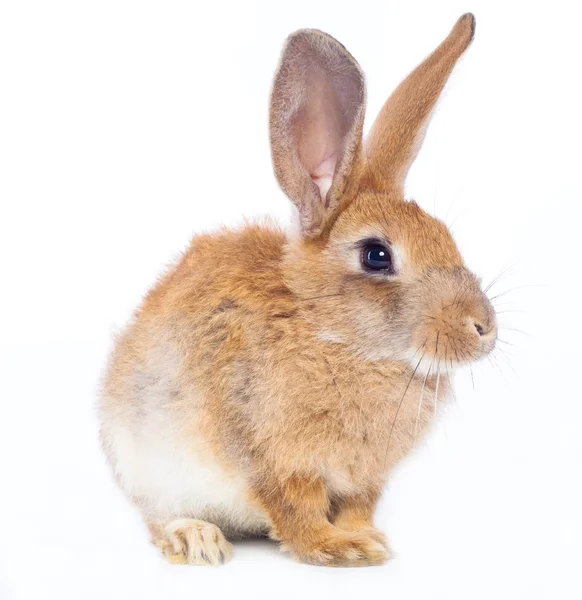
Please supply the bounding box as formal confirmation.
[99,13,496,567]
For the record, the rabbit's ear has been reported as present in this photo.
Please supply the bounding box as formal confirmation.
[363,14,475,194]
[270,30,366,237]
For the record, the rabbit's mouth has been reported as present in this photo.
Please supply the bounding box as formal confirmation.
[407,326,497,378]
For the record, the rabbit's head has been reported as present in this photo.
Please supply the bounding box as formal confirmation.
[271,15,496,372]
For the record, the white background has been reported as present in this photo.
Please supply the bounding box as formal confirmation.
[1,1,581,599]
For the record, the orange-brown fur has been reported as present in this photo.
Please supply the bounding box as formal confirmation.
[99,14,495,567]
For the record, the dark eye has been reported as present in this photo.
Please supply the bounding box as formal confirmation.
[362,243,393,272]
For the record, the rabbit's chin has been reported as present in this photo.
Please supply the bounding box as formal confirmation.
[407,352,460,377]
[403,340,495,377]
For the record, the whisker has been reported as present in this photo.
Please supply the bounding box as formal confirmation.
[298,293,344,302]
[452,340,460,365]
[498,325,529,337]
[444,352,456,403]
[433,366,441,417]
[487,353,511,386]
[488,283,547,302]
[483,264,515,294]
[448,280,474,311]
[385,350,425,466]
[410,338,429,362]
[440,301,457,311]
[493,347,518,375]
[490,300,520,307]
[445,340,452,369]
[460,280,478,305]
[443,189,465,229]
[415,363,432,440]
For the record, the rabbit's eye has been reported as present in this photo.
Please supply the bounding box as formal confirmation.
[362,243,393,272]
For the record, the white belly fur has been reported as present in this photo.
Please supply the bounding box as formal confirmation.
[107,418,270,537]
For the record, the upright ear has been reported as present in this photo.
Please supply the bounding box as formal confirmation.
[363,13,475,194]
[270,30,366,237]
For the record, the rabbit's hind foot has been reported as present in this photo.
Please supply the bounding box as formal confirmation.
[148,518,233,566]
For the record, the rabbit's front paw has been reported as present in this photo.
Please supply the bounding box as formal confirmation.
[296,529,390,567]
[149,518,233,566]
[355,526,390,550]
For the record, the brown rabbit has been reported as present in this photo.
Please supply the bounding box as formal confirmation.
[99,13,496,567]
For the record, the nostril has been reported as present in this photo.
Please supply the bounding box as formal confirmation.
[474,322,485,336]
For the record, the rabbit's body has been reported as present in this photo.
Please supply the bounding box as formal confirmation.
[100,224,442,537]
[100,15,495,566]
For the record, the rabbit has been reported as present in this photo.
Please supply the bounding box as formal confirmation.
[99,13,496,567]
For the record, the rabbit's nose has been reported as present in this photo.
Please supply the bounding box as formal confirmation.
[469,318,496,339]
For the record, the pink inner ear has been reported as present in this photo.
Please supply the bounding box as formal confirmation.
[310,153,337,202]
[292,64,349,203]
